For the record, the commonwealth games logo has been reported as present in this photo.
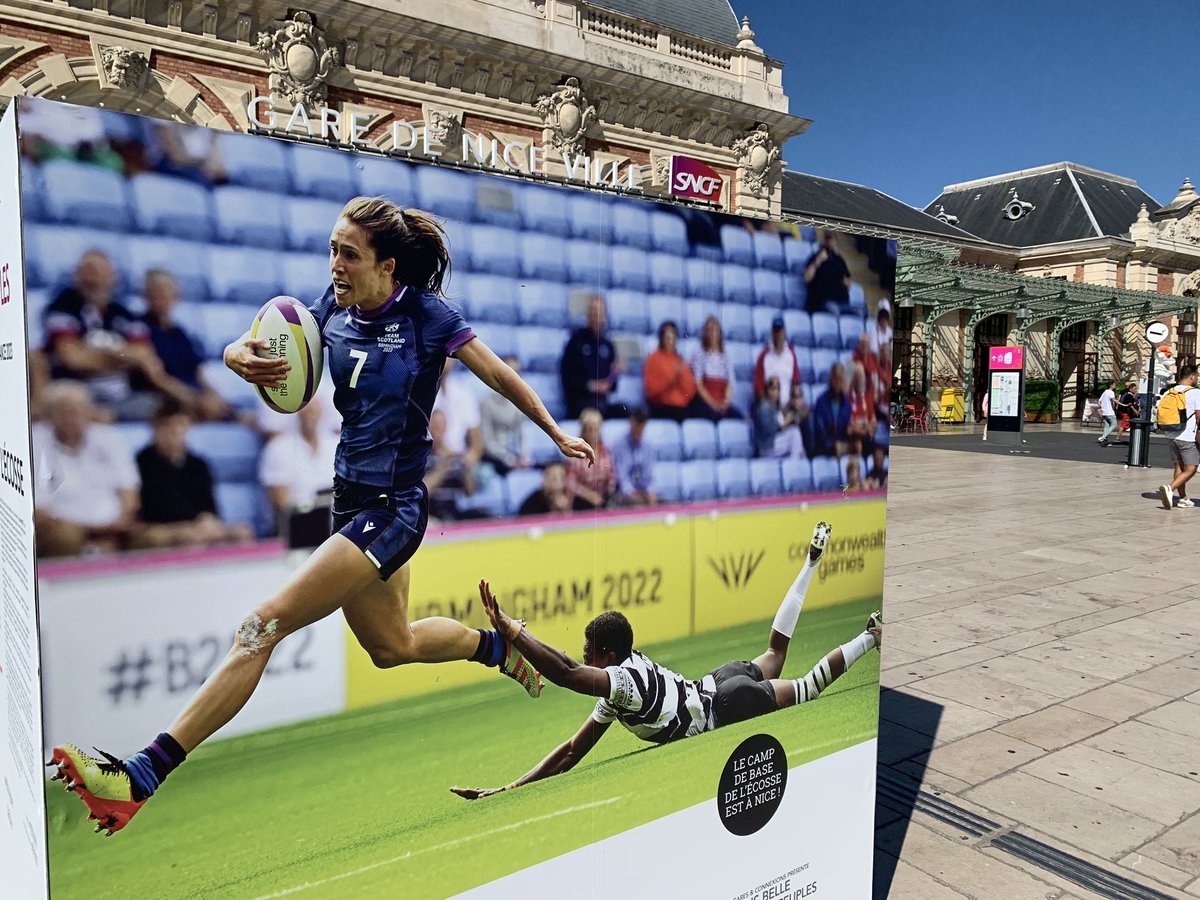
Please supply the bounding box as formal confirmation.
[708,550,765,590]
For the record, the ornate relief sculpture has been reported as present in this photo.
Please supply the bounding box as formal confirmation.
[731,123,780,197]
[534,77,596,156]
[425,109,463,150]
[101,46,149,90]
[255,10,341,110]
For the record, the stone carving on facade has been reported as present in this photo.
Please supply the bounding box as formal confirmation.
[1167,206,1200,245]
[255,10,341,110]
[535,77,596,156]
[651,153,670,187]
[731,123,780,197]
[100,45,150,90]
[1179,268,1200,297]
[425,108,463,150]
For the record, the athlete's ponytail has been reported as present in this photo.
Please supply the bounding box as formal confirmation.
[339,197,452,296]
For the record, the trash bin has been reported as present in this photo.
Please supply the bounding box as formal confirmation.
[1127,420,1151,468]
[938,388,965,423]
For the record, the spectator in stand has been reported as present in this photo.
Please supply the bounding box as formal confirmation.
[136,401,251,548]
[432,359,483,496]
[611,406,657,506]
[141,269,231,421]
[803,231,852,313]
[847,362,876,457]
[143,119,228,186]
[258,393,338,519]
[561,293,623,418]
[644,320,701,422]
[753,376,805,459]
[691,315,741,420]
[566,407,616,509]
[867,298,893,357]
[424,409,469,521]
[480,354,530,476]
[18,100,123,171]
[753,316,801,402]
[32,381,141,557]
[812,362,851,458]
[844,458,868,493]
[519,461,589,516]
[44,250,186,420]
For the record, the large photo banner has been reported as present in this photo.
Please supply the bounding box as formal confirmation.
[15,97,894,898]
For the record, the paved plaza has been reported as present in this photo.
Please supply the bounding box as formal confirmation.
[875,424,1200,899]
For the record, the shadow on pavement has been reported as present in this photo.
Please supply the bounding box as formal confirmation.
[893,427,1177,468]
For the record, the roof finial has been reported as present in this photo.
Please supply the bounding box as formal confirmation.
[1177,177,1197,201]
[1136,203,1150,222]
[736,16,761,51]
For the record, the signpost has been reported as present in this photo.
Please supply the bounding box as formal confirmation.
[1128,322,1168,468]
[987,346,1025,445]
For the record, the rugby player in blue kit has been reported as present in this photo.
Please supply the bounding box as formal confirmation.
[49,196,596,834]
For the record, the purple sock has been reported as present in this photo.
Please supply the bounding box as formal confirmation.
[125,732,187,801]
[469,629,506,668]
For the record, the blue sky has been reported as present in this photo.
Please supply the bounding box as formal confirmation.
[731,0,1199,209]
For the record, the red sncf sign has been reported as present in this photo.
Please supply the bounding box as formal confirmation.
[669,155,723,203]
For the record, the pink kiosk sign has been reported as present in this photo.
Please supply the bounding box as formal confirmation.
[989,346,1024,371]
[987,346,1025,443]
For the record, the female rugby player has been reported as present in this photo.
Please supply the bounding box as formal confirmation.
[50,196,595,834]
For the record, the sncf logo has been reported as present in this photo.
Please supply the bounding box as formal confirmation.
[673,172,721,195]
[0,262,10,306]
[708,550,765,590]
[669,155,723,203]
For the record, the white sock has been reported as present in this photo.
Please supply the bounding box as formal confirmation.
[793,631,875,704]
[771,559,817,638]
[840,631,876,669]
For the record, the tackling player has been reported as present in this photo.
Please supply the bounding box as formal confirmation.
[451,522,882,799]
[50,196,595,834]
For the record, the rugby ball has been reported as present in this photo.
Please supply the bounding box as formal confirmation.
[250,296,324,414]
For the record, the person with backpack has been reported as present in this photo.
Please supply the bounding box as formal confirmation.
[1157,365,1200,510]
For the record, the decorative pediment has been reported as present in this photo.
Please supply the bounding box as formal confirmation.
[534,77,596,156]
[255,10,342,111]
[731,122,780,197]
[89,35,154,92]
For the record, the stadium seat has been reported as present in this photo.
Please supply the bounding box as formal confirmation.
[751,307,780,343]
[212,186,288,248]
[519,231,569,282]
[644,419,682,461]
[611,203,652,249]
[717,419,753,458]
[189,423,261,482]
[648,294,685,332]
[220,132,292,190]
[290,143,357,200]
[113,422,153,456]
[517,184,573,235]
[678,460,717,501]
[600,418,629,448]
[24,288,50,348]
[719,304,754,343]
[839,313,866,351]
[456,475,506,519]
[521,372,564,419]
[733,380,754,419]
[652,461,681,503]
[799,226,818,243]
[683,298,719,339]
[608,289,651,334]
[468,225,522,278]
[780,458,814,493]
[516,325,567,373]
[41,159,131,230]
[200,303,256,358]
[720,264,755,305]
[503,469,544,516]
[783,236,814,274]
[214,482,273,537]
[683,257,722,302]
[129,173,213,241]
[611,372,645,411]
[515,281,570,328]
[794,345,815,388]
[727,341,756,384]
[415,165,476,221]
[752,270,786,308]
[475,182,522,230]
[812,456,841,489]
[522,419,561,465]
[848,282,867,315]
[440,218,473,269]
[610,246,651,291]
[646,252,686,295]
[20,161,45,223]
[471,321,518,359]
[207,246,284,304]
[649,211,689,255]
[200,360,258,410]
[567,192,611,241]
[716,458,751,499]
[752,231,786,272]
[127,237,212,303]
[681,418,717,460]
[809,312,841,350]
[462,273,521,323]
[353,154,416,203]
[285,197,346,252]
[566,240,611,287]
[719,224,755,266]
[782,273,807,310]
[281,252,332,303]
[783,310,813,348]
[810,349,840,385]
[749,458,783,496]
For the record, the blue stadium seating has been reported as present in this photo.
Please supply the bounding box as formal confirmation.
[290,143,357,200]
[519,231,569,282]
[783,310,813,348]
[752,231,786,272]
[41,160,131,230]
[780,458,814,493]
[468,225,521,277]
[517,184,574,235]
[611,372,645,411]
[286,197,345,252]
[189,423,262,482]
[848,282,867,316]
[684,257,722,302]
[24,288,49,348]
[752,307,780,343]
[212,186,288,248]
[652,461,681,502]
[462,273,521,322]
[516,326,567,373]
[126,237,211,302]
[719,304,753,342]
[733,380,754,418]
[130,173,213,240]
[353,154,415,203]
[610,246,651,291]
[456,476,506,519]
[472,321,518,359]
[720,264,754,305]
[810,349,840,385]
[566,240,610,286]
[600,419,629,449]
[200,303,255,358]
[521,371,564,419]
[799,226,818,243]
[522,419,561,465]
[681,298,717,338]
[214,482,273,537]
[681,419,717,460]
[515,281,570,328]
[567,192,610,241]
[644,419,682,461]
[717,418,753,458]
[220,131,292,190]
[783,237,814,274]
[717,458,751,499]
[678,460,717,501]
[503,469,543,515]
[646,252,686,295]
[648,294,685,331]
[782,273,807,310]
[649,211,689,255]
[608,289,651,334]
[719,224,755,266]
[207,246,284,304]
[440,218,474,268]
[810,312,841,350]
[113,422,153,456]
[794,345,815,387]
[749,458,783,496]
[281,252,332,302]
[752,269,786,308]
[727,341,756,383]
[25,224,126,291]
[475,182,522,230]
[812,457,841,489]
[416,165,476,221]
[839,313,866,350]
[612,204,651,248]
[200,360,258,410]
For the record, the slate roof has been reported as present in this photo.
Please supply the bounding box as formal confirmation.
[591,0,740,47]
[923,163,1161,248]
[780,170,992,244]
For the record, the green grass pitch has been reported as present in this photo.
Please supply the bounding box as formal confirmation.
[46,600,880,899]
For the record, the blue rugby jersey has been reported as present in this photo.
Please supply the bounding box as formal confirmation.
[308,284,475,489]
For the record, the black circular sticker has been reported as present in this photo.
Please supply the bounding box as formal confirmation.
[717,733,787,835]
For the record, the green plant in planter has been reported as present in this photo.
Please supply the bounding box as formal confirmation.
[1024,379,1061,423]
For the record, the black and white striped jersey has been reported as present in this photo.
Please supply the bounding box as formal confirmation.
[591,651,716,744]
